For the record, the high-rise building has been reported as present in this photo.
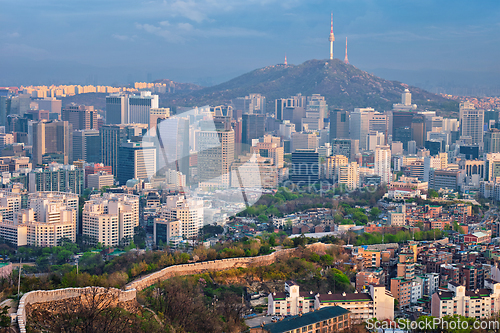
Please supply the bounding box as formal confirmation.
[73,129,101,163]
[156,116,190,181]
[128,91,159,125]
[87,171,114,190]
[26,191,78,246]
[374,145,391,184]
[100,124,145,175]
[230,153,278,189]
[291,132,317,151]
[302,94,328,130]
[32,120,73,165]
[62,104,98,130]
[275,94,306,128]
[36,97,62,115]
[196,128,234,188]
[149,107,170,134]
[154,218,181,247]
[28,164,84,195]
[165,169,186,188]
[105,93,128,125]
[242,114,265,146]
[84,163,112,187]
[460,102,484,146]
[253,141,284,168]
[231,94,266,115]
[485,153,500,181]
[117,141,156,185]
[161,195,203,239]
[329,109,349,140]
[290,149,319,184]
[279,120,296,140]
[393,89,417,111]
[411,116,425,148]
[82,193,139,246]
[350,108,376,150]
[367,131,385,151]
[338,162,360,190]
[393,127,412,150]
[326,154,348,180]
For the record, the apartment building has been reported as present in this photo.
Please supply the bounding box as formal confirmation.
[82,193,139,246]
[0,191,78,247]
[161,195,203,239]
[268,281,394,323]
[431,280,500,319]
[251,306,350,333]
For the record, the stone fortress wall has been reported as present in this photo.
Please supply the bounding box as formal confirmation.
[16,242,341,332]
[17,287,136,333]
[125,247,297,291]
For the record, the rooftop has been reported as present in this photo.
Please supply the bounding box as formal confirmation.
[256,306,349,333]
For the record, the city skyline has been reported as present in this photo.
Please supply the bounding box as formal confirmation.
[1,0,500,93]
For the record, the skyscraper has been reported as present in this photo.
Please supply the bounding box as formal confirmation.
[350,108,385,150]
[62,104,98,130]
[411,115,425,148]
[231,94,266,115]
[73,129,101,163]
[32,120,73,165]
[275,94,306,128]
[196,128,235,188]
[128,91,159,124]
[36,97,62,116]
[242,114,265,147]
[302,94,327,131]
[329,109,349,141]
[105,93,128,125]
[117,141,156,185]
[460,102,484,146]
[100,124,130,175]
[485,129,500,153]
[290,149,319,184]
[156,116,190,181]
[375,145,391,184]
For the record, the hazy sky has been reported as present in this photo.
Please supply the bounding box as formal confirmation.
[1,0,500,87]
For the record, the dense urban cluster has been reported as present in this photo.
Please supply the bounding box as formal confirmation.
[0,73,500,333]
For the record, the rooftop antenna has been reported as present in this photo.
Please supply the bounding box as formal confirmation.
[344,37,349,64]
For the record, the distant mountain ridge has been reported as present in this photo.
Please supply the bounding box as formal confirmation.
[161,58,451,111]
[62,58,454,112]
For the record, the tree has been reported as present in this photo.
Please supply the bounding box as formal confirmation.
[26,287,160,333]
[258,214,269,223]
[0,306,10,328]
[428,189,439,198]
[369,207,381,221]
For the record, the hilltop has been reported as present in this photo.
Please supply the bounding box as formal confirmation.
[161,58,454,111]
[61,59,457,112]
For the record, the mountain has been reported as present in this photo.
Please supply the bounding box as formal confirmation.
[161,58,454,111]
[61,59,457,112]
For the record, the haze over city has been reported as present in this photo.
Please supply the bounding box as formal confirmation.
[1,0,500,93]
[3,1,500,333]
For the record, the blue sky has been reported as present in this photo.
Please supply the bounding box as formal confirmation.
[1,0,500,88]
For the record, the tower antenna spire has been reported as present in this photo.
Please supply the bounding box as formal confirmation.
[344,37,349,64]
[329,12,335,60]
[284,53,287,66]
